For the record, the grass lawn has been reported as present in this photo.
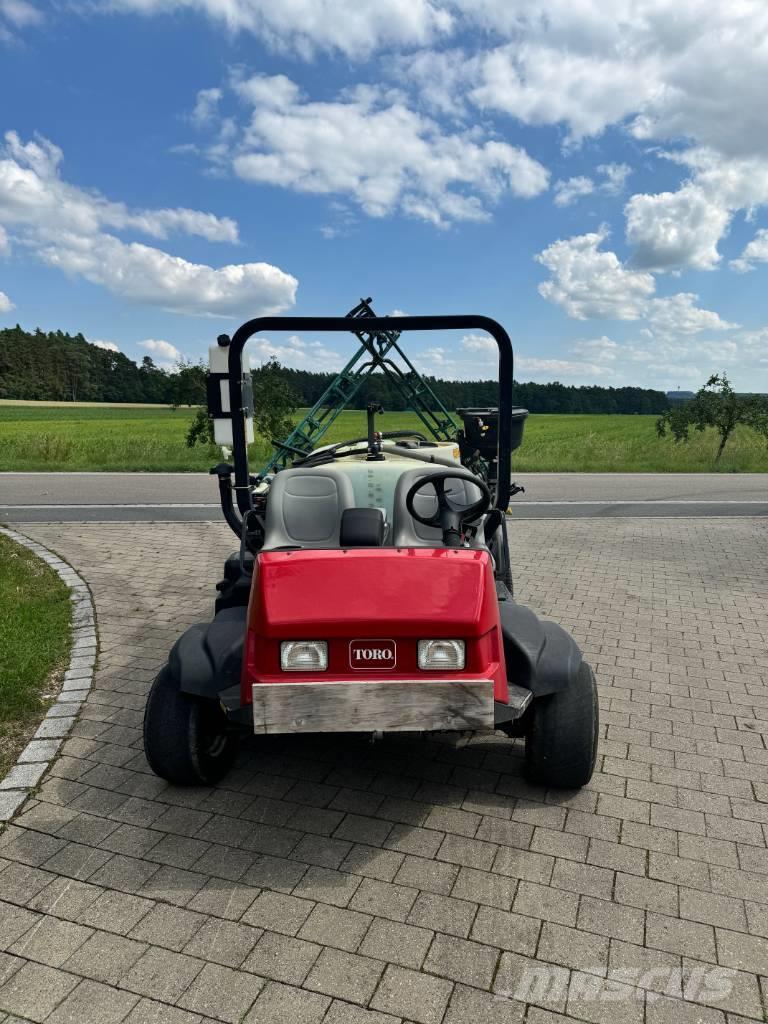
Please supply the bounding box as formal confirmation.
[0,402,767,472]
[0,533,71,777]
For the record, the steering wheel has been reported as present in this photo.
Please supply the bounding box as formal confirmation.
[405,470,492,548]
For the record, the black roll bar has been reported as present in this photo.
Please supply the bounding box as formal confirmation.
[224,315,514,527]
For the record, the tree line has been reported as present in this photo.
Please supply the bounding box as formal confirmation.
[0,325,670,414]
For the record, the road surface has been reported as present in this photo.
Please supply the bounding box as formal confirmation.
[1,472,765,522]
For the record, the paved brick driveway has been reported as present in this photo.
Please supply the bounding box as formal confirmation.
[1,518,767,1024]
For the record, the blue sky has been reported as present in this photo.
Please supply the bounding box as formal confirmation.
[1,0,766,390]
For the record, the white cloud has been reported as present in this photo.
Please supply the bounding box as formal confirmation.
[625,182,730,272]
[645,292,737,336]
[553,176,594,207]
[0,131,298,317]
[731,228,768,273]
[461,333,496,354]
[0,289,13,312]
[139,339,183,363]
[571,336,619,362]
[536,229,737,342]
[624,149,768,272]
[91,339,120,352]
[0,224,8,254]
[228,76,548,227]
[1,0,41,31]
[536,227,655,320]
[192,87,222,126]
[106,0,452,58]
[0,132,239,243]
[598,163,631,194]
[40,232,297,317]
[553,165,631,207]
[248,334,344,372]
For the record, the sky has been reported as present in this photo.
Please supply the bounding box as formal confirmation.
[1,0,767,392]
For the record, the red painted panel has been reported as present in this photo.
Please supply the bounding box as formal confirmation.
[242,548,507,706]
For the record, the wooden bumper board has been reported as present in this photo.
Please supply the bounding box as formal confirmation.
[251,679,495,734]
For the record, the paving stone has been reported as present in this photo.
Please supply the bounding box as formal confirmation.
[242,929,321,984]
[340,844,405,883]
[177,962,265,1023]
[359,916,434,969]
[469,904,540,956]
[393,854,458,895]
[349,878,418,922]
[244,980,330,1024]
[443,983,526,1024]
[493,951,569,1014]
[407,891,477,938]
[123,998,204,1024]
[576,896,645,945]
[183,918,262,968]
[121,946,204,1003]
[0,899,43,948]
[242,890,315,935]
[298,903,372,952]
[7,914,92,967]
[77,889,154,934]
[715,927,768,974]
[423,931,499,989]
[304,946,384,1004]
[322,1000,401,1024]
[46,979,139,1024]
[513,880,578,927]
[370,963,452,1024]
[646,912,717,962]
[187,877,260,921]
[451,865,516,909]
[566,969,645,1024]
[63,930,147,985]
[128,903,205,951]
[0,961,79,1022]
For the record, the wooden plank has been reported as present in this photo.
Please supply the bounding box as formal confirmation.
[252,679,494,734]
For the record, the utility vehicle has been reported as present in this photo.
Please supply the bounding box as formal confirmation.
[143,302,599,788]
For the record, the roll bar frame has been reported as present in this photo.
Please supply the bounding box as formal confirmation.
[220,315,514,532]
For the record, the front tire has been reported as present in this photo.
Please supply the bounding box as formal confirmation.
[524,661,599,788]
[143,666,239,786]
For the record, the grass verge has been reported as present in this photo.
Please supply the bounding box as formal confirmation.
[0,404,767,472]
[0,533,71,777]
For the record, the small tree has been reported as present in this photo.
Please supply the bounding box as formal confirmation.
[251,357,299,444]
[656,373,768,463]
[186,356,299,450]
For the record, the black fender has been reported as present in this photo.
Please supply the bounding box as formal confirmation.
[169,606,246,699]
[499,601,582,696]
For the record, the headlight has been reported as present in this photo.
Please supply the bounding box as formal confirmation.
[418,639,465,671]
[280,641,328,672]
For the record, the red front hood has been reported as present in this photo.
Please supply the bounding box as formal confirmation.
[243,548,507,703]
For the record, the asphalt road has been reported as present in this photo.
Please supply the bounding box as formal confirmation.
[1,472,766,522]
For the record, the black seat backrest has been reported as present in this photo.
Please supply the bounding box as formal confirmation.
[340,508,385,547]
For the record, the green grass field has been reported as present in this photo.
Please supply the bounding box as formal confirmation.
[0,533,71,777]
[1,402,767,472]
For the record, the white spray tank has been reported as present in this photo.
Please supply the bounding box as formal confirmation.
[208,334,254,447]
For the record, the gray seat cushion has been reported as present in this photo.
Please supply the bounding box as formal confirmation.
[262,468,356,549]
[392,467,488,548]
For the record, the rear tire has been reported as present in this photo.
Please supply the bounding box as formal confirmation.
[143,665,239,786]
[524,661,599,788]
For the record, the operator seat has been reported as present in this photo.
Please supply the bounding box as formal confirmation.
[262,468,355,550]
[392,466,488,549]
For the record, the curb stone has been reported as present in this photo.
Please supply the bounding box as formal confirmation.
[0,526,96,822]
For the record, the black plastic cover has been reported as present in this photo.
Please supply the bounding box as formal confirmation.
[340,507,385,547]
